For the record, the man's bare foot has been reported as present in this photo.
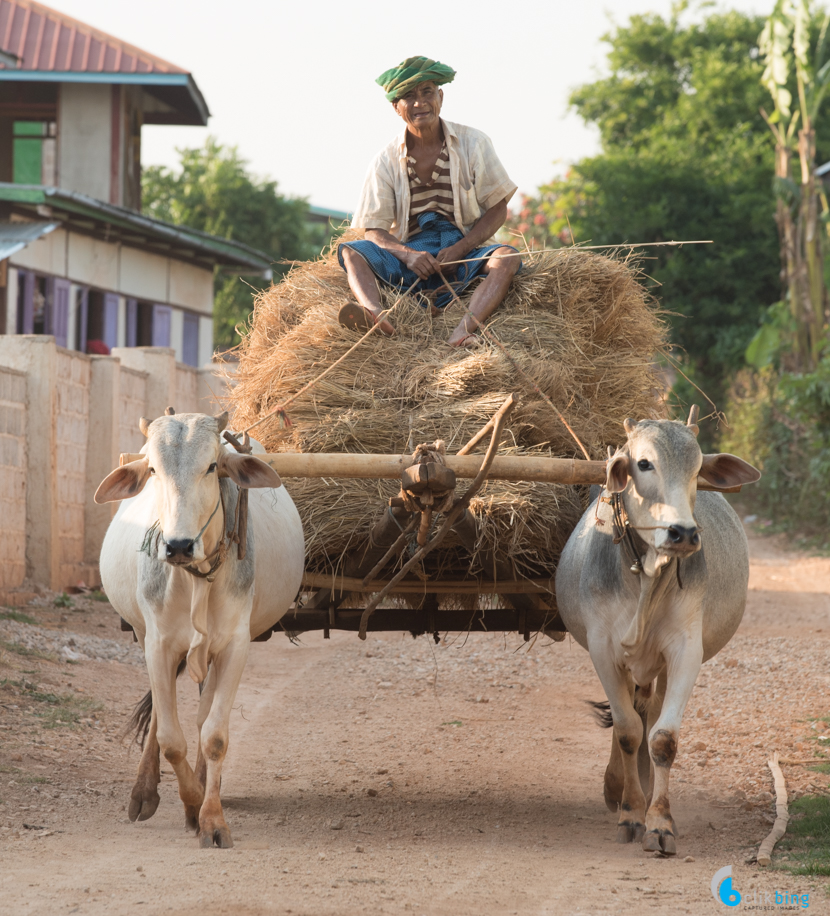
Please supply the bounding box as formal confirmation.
[338,302,395,337]
[448,332,481,349]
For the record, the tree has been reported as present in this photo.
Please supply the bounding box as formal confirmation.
[142,139,316,350]
[760,0,830,369]
[506,5,783,389]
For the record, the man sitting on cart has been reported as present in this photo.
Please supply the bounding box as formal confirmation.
[338,56,521,347]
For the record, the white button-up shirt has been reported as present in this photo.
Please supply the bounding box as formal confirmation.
[351,119,518,243]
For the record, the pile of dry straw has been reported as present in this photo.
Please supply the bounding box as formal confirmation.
[227,240,667,599]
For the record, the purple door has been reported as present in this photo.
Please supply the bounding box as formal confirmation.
[53,279,70,348]
[125,298,138,347]
[182,313,199,367]
[76,288,89,353]
[17,270,34,334]
[103,293,119,351]
[152,305,172,347]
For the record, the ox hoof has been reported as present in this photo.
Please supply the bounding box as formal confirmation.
[616,822,645,844]
[642,829,676,856]
[128,787,160,823]
[199,827,233,849]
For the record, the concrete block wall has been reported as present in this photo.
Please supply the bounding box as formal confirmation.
[56,350,96,587]
[118,367,149,456]
[0,338,232,594]
[175,364,200,414]
[0,367,27,592]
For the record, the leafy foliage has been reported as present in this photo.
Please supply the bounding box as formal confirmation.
[721,360,830,541]
[506,7,782,390]
[142,139,317,350]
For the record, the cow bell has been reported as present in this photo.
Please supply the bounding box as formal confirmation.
[630,559,643,574]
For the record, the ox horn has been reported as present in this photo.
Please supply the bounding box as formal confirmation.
[214,411,229,433]
[686,404,700,436]
[623,418,637,435]
[139,417,151,438]
[165,406,176,416]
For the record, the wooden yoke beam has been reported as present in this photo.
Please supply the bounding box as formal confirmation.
[118,451,741,492]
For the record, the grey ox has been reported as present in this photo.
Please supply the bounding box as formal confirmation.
[555,409,760,855]
[96,411,304,848]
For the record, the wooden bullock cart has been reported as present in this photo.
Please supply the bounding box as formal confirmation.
[119,397,739,645]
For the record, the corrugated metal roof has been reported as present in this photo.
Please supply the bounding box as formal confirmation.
[0,218,58,259]
[0,0,185,73]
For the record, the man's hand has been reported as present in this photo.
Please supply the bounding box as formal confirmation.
[436,241,472,278]
[398,248,441,280]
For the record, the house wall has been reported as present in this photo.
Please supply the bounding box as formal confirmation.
[58,84,112,203]
[169,260,213,315]
[0,337,232,598]
[0,366,27,592]
[9,226,218,365]
[11,226,68,277]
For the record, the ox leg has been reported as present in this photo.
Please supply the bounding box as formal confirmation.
[197,631,249,849]
[144,642,205,833]
[129,707,161,822]
[642,648,702,856]
[194,666,217,795]
[591,652,646,844]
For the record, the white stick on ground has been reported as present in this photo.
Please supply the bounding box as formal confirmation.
[757,752,790,866]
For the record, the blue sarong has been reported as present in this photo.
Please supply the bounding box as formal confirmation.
[338,211,521,309]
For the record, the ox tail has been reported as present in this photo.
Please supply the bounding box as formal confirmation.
[124,660,187,749]
[587,684,653,731]
[587,700,613,729]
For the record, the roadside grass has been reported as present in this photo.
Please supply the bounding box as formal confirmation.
[776,795,830,877]
[0,610,37,625]
[88,590,109,603]
[0,678,102,729]
[0,764,50,785]
[0,639,55,662]
[53,593,73,609]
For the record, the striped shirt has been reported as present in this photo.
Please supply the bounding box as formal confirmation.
[352,119,518,244]
[407,141,455,232]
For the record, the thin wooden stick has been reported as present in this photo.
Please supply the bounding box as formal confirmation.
[360,515,418,587]
[757,752,790,867]
[435,238,713,268]
[279,239,713,270]
[241,277,421,434]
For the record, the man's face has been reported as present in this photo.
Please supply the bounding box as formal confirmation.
[393,82,443,133]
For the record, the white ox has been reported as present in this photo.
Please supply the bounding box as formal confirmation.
[96,411,303,848]
[555,411,760,855]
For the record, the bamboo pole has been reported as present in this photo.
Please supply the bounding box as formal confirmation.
[118,451,742,492]
[301,572,553,595]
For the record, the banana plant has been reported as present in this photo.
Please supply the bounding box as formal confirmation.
[759,0,830,369]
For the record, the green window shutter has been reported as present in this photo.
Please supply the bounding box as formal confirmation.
[13,122,45,185]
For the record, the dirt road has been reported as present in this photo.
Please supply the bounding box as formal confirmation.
[0,530,827,915]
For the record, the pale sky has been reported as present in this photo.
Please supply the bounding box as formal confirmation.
[51,0,771,213]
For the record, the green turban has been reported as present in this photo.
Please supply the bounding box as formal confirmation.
[376,56,456,102]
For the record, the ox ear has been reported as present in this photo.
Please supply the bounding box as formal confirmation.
[605,452,630,493]
[219,450,282,489]
[94,458,151,504]
[699,453,761,489]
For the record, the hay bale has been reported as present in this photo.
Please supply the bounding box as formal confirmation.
[227,243,667,597]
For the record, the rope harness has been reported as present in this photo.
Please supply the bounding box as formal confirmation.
[602,490,686,590]
[139,482,249,584]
